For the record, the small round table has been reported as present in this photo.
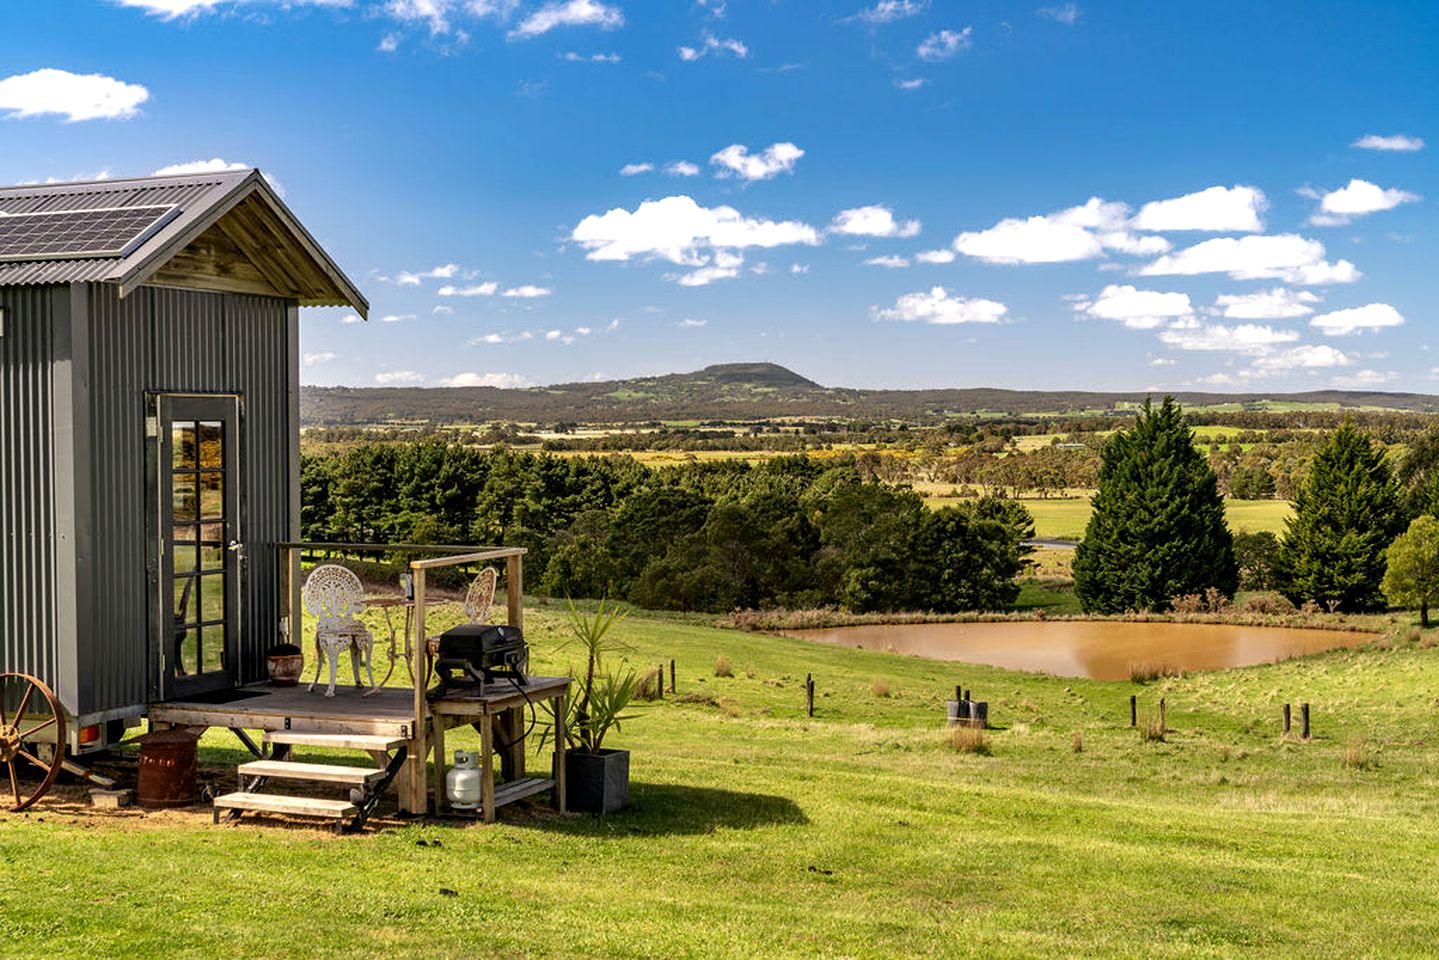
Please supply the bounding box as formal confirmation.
[364,595,426,693]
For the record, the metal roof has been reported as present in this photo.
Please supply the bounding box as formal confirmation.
[0,170,368,317]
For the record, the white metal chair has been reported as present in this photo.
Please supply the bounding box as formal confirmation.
[303,564,376,697]
[426,567,498,659]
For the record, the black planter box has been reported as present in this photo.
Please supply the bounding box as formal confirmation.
[565,749,629,814]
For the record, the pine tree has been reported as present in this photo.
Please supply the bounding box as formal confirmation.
[1073,397,1237,613]
[1276,422,1403,612]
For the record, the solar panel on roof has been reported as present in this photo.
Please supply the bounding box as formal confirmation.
[0,204,181,262]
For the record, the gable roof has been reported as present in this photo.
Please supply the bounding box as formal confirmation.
[0,169,368,317]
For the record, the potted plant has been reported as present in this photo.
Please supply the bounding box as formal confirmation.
[554,599,638,814]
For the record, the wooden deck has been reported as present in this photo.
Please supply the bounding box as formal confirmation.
[149,684,417,739]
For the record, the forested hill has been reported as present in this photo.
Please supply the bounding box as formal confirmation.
[299,361,1439,425]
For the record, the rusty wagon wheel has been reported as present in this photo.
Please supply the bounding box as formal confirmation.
[0,672,66,812]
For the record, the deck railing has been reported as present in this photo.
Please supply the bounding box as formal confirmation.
[275,541,527,813]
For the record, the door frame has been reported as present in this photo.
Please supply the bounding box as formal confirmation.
[147,392,244,701]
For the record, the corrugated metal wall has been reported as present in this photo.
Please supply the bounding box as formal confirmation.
[0,287,60,689]
[85,285,293,713]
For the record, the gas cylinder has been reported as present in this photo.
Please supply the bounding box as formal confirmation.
[446,750,483,810]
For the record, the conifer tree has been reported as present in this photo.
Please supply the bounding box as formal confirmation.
[1073,397,1237,613]
[1276,422,1403,611]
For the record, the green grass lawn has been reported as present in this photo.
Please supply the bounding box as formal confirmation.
[977,497,1294,541]
[5,602,1439,958]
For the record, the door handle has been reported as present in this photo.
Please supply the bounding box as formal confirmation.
[227,540,246,562]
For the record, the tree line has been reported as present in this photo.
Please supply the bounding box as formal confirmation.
[300,446,1032,614]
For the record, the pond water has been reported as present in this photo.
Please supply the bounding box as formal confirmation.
[780,620,1379,681]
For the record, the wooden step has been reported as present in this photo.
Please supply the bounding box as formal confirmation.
[238,760,385,786]
[493,777,556,808]
[263,731,406,752]
[213,792,356,819]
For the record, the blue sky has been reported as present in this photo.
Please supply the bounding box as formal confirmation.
[1,0,1435,393]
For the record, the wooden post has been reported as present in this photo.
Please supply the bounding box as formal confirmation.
[669,659,676,694]
[1159,697,1166,732]
[505,553,524,631]
[553,690,567,813]
[1129,695,1137,727]
[405,565,428,815]
[479,712,495,824]
[955,685,962,705]
[964,689,971,702]
[1301,702,1310,740]
[806,674,814,717]
[1283,703,1291,737]
[656,663,664,700]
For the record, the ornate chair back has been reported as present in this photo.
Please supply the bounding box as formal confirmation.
[303,564,367,631]
[463,567,499,624]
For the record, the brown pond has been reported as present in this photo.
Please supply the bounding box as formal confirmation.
[780,620,1380,681]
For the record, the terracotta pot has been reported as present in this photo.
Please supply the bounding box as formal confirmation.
[267,653,304,686]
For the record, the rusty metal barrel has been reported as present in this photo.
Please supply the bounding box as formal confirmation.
[136,729,199,808]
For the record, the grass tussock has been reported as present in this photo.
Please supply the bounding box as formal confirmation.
[1128,661,1182,684]
[946,725,991,755]
[1072,730,1084,754]
[635,668,665,701]
[714,655,734,678]
[871,678,892,698]
[1343,739,1378,771]
[1139,713,1167,743]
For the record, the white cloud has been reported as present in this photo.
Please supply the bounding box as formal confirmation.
[895,78,927,90]
[378,33,401,52]
[1037,3,1080,24]
[303,351,337,367]
[1131,185,1266,232]
[562,51,621,62]
[471,332,505,344]
[1250,345,1351,371]
[1352,133,1425,152]
[438,282,499,296]
[380,313,417,323]
[0,69,149,122]
[1305,178,1419,225]
[848,0,928,24]
[873,286,1007,325]
[1309,302,1404,336]
[440,371,530,388]
[570,195,820,266]
[575,326,592,335]
[954,215,1103,264]
[831,205,921,238]
[619,162,654,176]
[1076,284,1193,330]
[677,318,708,328]
[115,0,227,14]
[710,142,803,181]
[545,330,563,340]
[375,370,425,384]
[605,317,621,332]
[672,250,744,286]
[915,249,955,264]
[1158,323,1299,352]
[396,263,460,285]
[340,313,363,325]
[1139,234,1359,285]
[432,305,454,316]
[510,0,622,38]
[917,28,972,61]
[790,262,809,274]
[864,255,910,268]
[152,157,250,176]
[1331,369,1398,387]
[678,33,749,61]
[1149,357,1176,367]
[502,284,552,298]
[665,160,700,177]
[1214,288,1320,319]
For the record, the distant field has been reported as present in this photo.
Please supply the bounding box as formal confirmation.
[926,494,1293,540]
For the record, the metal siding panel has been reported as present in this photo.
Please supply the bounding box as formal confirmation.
[83,285,293,711]
[0,287,60,691]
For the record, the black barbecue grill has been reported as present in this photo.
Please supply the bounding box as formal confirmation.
[431,623,530,694]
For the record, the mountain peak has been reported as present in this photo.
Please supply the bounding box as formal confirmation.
[697,362,820,389]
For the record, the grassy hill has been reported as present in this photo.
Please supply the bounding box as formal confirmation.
[301,362,1439,426]
[7,601,1439,958]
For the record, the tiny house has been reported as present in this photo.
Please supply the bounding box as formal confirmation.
[0,169,367,750]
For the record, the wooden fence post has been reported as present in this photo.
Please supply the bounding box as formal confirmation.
[1129,695,1137,727]
[669,659,676,694]
[806,675,815,718]
[656,663,664,700]
[1301,702,1310,740]
[1159,697,1166,732]
[1283,703,1291,737]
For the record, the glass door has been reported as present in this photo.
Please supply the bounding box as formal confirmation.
[154,395,241,699]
